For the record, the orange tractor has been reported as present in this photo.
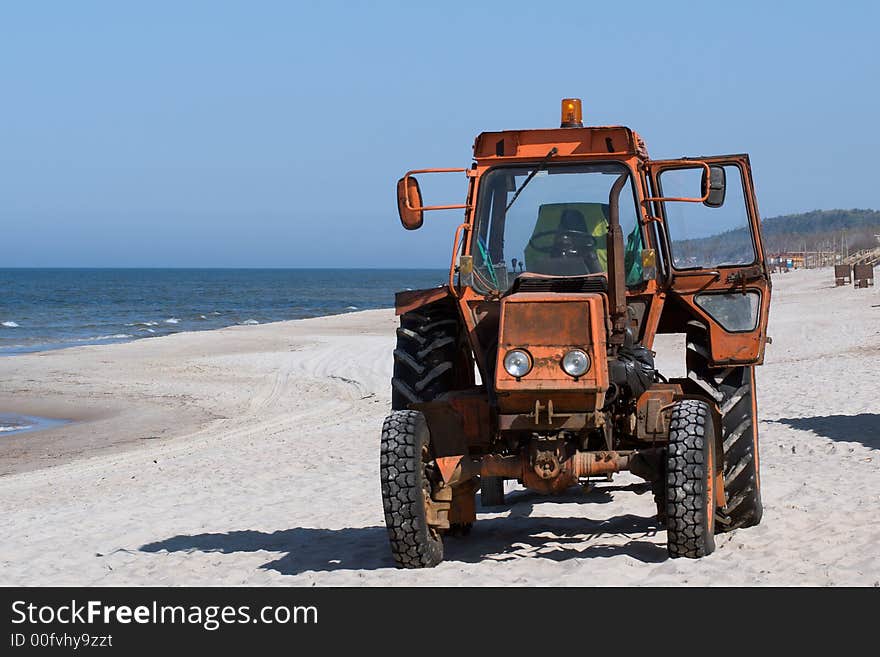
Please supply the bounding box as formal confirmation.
[381,99,771,566]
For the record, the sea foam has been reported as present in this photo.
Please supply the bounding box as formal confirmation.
[0,424,31,433]
[1,321,20,328]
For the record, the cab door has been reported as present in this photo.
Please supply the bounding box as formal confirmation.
[646,154,771,365]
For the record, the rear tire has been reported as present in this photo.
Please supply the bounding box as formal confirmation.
[380,410,443,568]
[665,399,716,559]
[686,324,763,530]
[480,476,505,507]
[391,299,469,410]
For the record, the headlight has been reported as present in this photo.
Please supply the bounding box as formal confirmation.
[561,349,590,377]
[503,349,532,378]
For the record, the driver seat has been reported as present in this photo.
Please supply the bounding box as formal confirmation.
[524,202,609,275]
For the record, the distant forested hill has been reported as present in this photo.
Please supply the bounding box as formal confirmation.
[672,209,880,264]
[760,209,880,253]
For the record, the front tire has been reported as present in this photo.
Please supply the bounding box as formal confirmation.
[380,410,444,568]
[665,399,717,559]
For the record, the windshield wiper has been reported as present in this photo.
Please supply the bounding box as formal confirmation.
[505,147,558,212]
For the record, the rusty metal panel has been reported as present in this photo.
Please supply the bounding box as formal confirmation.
[495,392,600,415]
[473,127,639,160]
[494,293,609,402]
[394,286,451,316]
[635,384,682,441]
[501,297,591,346]
[835,264,852,286]
[449,480,477,526]
[413,389,491,456]
[498,412,593,432]
[448,392,492,449]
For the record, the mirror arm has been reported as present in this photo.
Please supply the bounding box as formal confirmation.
[642,162,711,204]
[402,169,471,212]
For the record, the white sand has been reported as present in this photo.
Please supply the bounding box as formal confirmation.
[0,269,878,586]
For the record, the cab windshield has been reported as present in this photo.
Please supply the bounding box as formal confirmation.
[471,162,644,293]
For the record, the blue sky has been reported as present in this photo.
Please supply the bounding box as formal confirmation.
[1,1,877,267]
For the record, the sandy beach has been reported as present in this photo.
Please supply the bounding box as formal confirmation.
[0,267,878,586]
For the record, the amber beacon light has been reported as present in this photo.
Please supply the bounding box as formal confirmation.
[560,98,583,128]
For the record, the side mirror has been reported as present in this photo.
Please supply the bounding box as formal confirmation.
[397,176,424,230]
[702,165,726,208]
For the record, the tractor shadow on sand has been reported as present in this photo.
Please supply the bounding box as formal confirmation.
[139,485,667,576]
[773,413,880,450]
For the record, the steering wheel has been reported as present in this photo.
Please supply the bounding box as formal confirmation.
[527,229,595,254]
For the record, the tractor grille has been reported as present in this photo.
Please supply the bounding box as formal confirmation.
[509,275,608,295]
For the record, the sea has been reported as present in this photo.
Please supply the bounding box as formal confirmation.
[0,268,446,357]
[0,413,69,436]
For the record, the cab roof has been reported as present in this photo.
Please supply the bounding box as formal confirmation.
[473,126,648,162]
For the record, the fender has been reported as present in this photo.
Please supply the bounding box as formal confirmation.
[395,286,453,316]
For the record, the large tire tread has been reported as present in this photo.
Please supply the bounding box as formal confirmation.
[666,399,716,559]
[686,325,763,531]
[380,410,443,569]
[391,300,466,410]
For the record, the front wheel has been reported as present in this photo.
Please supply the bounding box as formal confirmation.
[665,399,717,559]
[380,410,444,568]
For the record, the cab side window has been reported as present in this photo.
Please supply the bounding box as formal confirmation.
[659,164,755,268]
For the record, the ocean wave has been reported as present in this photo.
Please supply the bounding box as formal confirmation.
[0,424,31,433]
[54,333,135,344]
[85,334,133,342]
[136,327,156,334]
[1,321,20,328]
[345,306,358,310]
[238,319,259,325]
[198,315,208,320]
[128,321,159,327]
[164,318,180,324]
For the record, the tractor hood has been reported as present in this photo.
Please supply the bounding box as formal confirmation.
[494,292,609,415]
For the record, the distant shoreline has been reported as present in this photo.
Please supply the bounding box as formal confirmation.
[0,268,444,357]
[0,304,389,357]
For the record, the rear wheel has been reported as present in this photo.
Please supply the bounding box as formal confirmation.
[665,399,716,559]
[391,299,470,410]
[686,323,763,530]
[380,410,444,568]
